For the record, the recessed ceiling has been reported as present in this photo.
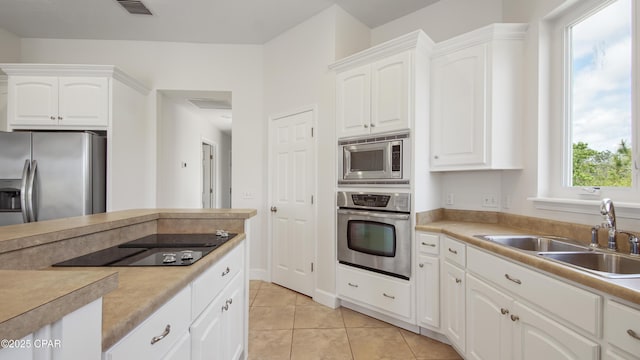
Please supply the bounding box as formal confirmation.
[161,90,232,134]
[0,0,439,44]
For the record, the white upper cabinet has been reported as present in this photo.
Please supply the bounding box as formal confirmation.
[332,31,432,139]
[430,24,527,171]
[8,75,108,129]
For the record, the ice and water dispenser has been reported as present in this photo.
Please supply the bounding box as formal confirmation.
[0,179,22,212]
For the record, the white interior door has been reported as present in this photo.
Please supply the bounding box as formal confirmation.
[202,143,215,208]
[269,109,315,297]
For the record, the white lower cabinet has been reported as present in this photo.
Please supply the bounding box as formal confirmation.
[466,273,513,360]
[604,300,640,359]
[466,246,601,360]
[442,259,465,352]
[337,264,412,321]
[162,333,191,360]
[512,301,599,360]
[416,232,440,329]
[191,271,244,360]
[104,242,246,360]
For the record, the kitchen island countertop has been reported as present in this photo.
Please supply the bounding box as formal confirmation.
[0,209,256,351]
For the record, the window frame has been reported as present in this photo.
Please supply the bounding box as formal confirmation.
[544,0,639,205]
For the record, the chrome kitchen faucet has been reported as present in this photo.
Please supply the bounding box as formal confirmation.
[600,198,618,251]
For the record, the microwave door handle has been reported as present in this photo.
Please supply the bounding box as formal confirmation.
[338,209,410,220]
[20,160,30,223]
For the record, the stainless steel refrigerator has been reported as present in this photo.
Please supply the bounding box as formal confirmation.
[0,131,106,226]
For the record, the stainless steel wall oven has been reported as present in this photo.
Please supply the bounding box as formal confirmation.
[337,191,411,280]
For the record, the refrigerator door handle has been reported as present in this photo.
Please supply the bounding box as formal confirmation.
[20,160,30,223]
[26,160,38,223]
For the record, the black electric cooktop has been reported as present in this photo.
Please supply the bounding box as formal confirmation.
[53,233,236,267]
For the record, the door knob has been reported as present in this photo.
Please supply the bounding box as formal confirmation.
[270,206,278,213]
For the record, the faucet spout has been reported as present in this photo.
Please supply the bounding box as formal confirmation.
[600,198,618,251]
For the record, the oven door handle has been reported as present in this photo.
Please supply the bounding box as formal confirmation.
[337,209,410,220]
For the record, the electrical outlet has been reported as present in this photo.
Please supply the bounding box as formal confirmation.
[446,193,454,205]
[482,194,498,208]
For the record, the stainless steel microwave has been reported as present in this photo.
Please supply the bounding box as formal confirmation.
[338,132,410,185]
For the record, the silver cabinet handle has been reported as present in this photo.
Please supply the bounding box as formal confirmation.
[510,315,520,322]
[363,124,369,128]
[348,282,358,288]
[434,155,439,159]
[419,263,424,268]
[50,116,56,120]
[455,278,462,284]
[270,206,277,213]
[501,308,509,315]
[370,123,375,127]
[382,293,395,299]
[222,298,233,311]
[150,324,171,345]
[504,274,522,285]
[226,298,233,306]
[448,248,458,254]
[221,267,230,276]
[628,329,640,341]
[57,116,62,120]
[421,242,436,247]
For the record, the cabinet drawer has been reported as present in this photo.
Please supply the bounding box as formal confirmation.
[417,232,439,255]
[105,287,191,360]
[467,246,602,336]
[443,237,466,267]
[337,264,411,319]
[192,242,244,319]
[605,300,640,356]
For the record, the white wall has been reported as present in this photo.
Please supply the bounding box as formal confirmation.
[19,38,265,262]
[262,5,370,302]
[371,0,503,44]
[0,28,20,63]
[156,93,232,208]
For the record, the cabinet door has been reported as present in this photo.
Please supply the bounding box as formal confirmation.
[512,302,599,360]
[431,44,487,168]
[466,274,513,360]
[191,290,225,360]
[442,261,465,352]
[161,333,191,360]
[58,77,108,127]
[8,76,58,126]
[417,254,439,328]
[224,273,245,360]
[336,65,371,138]
[371,51,410,134]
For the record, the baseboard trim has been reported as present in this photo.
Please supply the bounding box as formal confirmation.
[249,268,269,282]
[313,288,339,309]
[339,300,419,333]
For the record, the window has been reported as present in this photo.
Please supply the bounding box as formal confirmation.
[547,0,639,202]
[568,0,632,188]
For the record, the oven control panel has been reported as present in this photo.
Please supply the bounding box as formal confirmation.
[337,191,410,213]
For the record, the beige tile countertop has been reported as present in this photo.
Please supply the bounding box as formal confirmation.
[97,233,246,350]
[417,221,640,306]
[0,269,118,343]
[0,209,256,351]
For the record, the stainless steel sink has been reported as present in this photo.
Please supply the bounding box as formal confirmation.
[476,235,590,252]
[538,252,640,278]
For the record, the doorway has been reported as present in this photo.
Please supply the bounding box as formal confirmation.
[202,142,216,208]
[268,107,316,297]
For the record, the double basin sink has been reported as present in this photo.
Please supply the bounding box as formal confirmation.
[475,235,640,278]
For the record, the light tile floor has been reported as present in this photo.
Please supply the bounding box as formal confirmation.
[248,280,463,360]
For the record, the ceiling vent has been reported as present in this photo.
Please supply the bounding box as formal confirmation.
[188,98,232,110]
[116,0,153,15]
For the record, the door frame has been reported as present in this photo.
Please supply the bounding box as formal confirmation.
[266,105,318,294]
[200,138,218,208]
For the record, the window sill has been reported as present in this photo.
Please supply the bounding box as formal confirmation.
[529,197,640,220]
